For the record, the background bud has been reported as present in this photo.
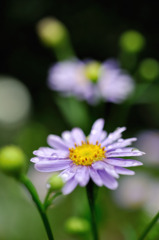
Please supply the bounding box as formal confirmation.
[0,145,26,176]
[36,17,68,47]
[138,58,159,81]
[65,217,91,235]
[36,17,75,60]
[119,30,145,53]
[47,173,64,191]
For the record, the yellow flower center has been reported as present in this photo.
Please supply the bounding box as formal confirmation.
[85,61,101,83]
[69,141,106,166]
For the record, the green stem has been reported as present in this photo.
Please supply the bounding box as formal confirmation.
[44,189,52,208]
[86,181,99,240]
[19,174,54,240]
[44,192,62,210]
[138,211,159,240]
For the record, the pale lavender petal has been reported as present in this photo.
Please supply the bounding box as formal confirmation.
[92,161,106,170]
[89,118,105,144]
[33,147,57,158]
[71,128,86,145]
[48,61,78,92]
[101,127,126,146]
[47,134,69,150]
[75,166,90,186]
[89,167,103,186]
[106,138,137,150]
[31,157,39,163]
[107,148,145,157]
[98,170,118,190]
[62,177,78,195]
[61,131,74,147]
[35,160,72,172]
[106,158,143,167]
[104,164,119,178]
[98,65,134,103]
[91,118,105,132]
[59,167,76,181]
[100,131,107,141]
[33,148,68,159]
[107,147,143,153]
[92,161,119,178]
[115,166,135,175]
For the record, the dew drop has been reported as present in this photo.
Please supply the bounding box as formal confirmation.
[51,153,58,158]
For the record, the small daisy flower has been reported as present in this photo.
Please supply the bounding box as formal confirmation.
[48,59,134,104]
[31,119,144,195]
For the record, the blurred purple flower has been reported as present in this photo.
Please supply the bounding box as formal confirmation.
[31,119,144,195]
[135,130,159,166]
[48,59,134,104]
[113,173,150,209]
[113,172,159,216]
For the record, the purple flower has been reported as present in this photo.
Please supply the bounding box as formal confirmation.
[31,119,144,195]
[113,172,159,216]
[48,59,134,104]
[135,130,159,166]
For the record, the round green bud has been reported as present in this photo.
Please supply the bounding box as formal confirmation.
[120,30,145,53]
[36,17,68,47]
[139,58,159,81]
[65,217,91,235]
[0,145,26,176]
[47,173,64,191]
[85,61,101,83]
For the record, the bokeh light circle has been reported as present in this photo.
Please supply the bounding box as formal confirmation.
[0,76,31,127]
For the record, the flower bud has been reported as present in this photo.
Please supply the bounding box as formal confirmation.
[138,58,159,81]
[85,61,101,83]
[0,145,26,176]
[120,30,145,53]
[65,217,91,235]
[36,17,68,47]
[47,173,64,191]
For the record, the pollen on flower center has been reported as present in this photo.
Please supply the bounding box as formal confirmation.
[69,141,106,166]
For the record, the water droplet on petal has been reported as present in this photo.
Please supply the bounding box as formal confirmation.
[107,145,113,149]
[51,153,58,158]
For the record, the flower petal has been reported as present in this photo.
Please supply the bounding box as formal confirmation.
[33,148,68,159]
[61,131,74,147]
[91,118,105,132]
[106,158,143,167]
[101,127,126,146]
[115,166,135,175]
[75,166,90,187]
[106,148,145,157]
[35,160,71,172]
[100,131,107,141]
[106,138,137,150]
[89,118,105,144]
[47,134,69,150]
[62,177,78,195]
[89,167,103,186]
[92,161,119,178]
[98,170,118,190]
[30,157,39,163]
[59,167,76,181]
[71,128,86,145]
